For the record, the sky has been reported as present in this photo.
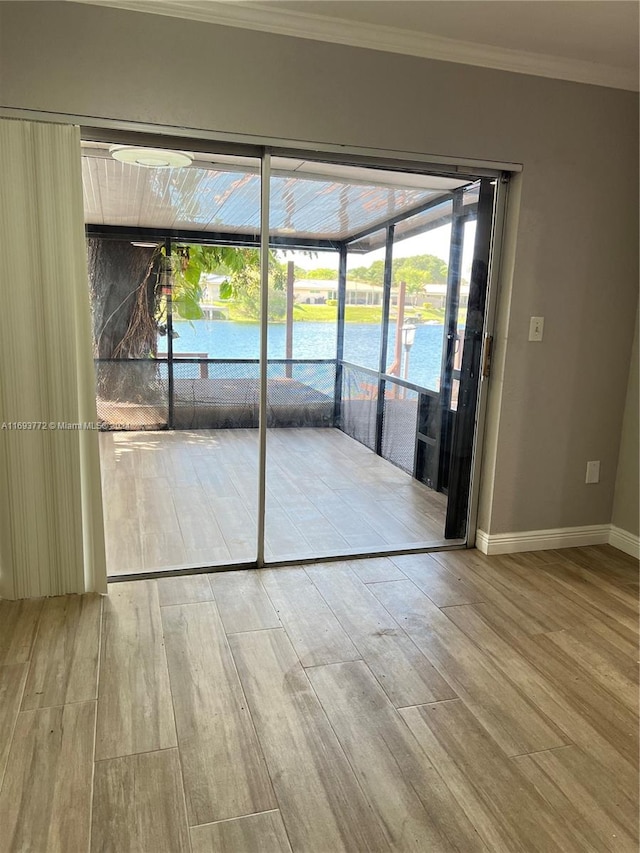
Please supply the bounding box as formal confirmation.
[281,221,477,280]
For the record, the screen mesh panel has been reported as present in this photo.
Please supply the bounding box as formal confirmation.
[95,359,169,430]
[340,364,378,451]
[382,381,419,474]
[95,359,335,430]
[174,360,335,429]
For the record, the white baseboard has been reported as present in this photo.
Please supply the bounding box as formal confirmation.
[475,524,611,556]
[608,525,640,559]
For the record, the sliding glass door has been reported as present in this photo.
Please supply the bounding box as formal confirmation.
[84,142,263,574]
[260,158,500,565]
[83,135,504,576]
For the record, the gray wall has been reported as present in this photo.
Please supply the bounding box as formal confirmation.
[1,2,638,535]
[612,310,639,538]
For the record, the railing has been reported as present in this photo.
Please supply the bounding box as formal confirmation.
[94,357,336,431]
[339,361,441,483]
[157,352,209,378]
[94,354,447,489]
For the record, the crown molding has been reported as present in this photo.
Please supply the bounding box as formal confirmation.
[75,0,638,92]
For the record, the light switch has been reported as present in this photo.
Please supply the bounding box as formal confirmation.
[529,316,544,341]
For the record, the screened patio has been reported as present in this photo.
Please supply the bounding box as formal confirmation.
[83,139,492,574]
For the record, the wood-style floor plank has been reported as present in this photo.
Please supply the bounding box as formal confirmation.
[491,551,638,635]
[172,484,228,552]
[141,530,188,572]
[0,664,28,784]
[162,601,276,825]
[0,599,43,665]
[370,580,566,755]
[522,632,636,759]
[430,549,567,635]
[91,748,190,853]
[401,700,587,853]
[349,556,407,583]
[260,567,360,667]
[389,552,487,606]
[190,810,293,853]
[307,660,485,852]
[210,570,281,633]
[208,494,257,562]
[556,544,638,584]
[101,428,448,573]
[538,561,638,631]
[306,563,455,706]
[105,516,143,573]
[542,626,638,712]
[0,545,635,853]
[135,476,181,535]
[0,701,95,853]
[442,602,638,789]
[156,573,215,607]
[229,628,390,852]
[22,593,102,710]
[264,505,313,559]
[513,745,638,851]
[102,462,144,573]
[95,581,176,760]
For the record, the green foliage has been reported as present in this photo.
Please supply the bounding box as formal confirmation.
[162,244,257,323]
[295,267,338,280]
[349,259,385,286]
[219,279,234,301]
[231,265,288,321]
[160,244,285,323]
[350,254,447,291]
[161,246,448,323]
[394,254,448,284]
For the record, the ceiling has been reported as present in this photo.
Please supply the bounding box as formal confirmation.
[82,142,473,246]
[77,0,639,90]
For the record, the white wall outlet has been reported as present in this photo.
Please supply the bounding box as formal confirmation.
[529,316,544,341]
[585,461,600,484]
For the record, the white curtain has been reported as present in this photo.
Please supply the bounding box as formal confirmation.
[0,119,107,599]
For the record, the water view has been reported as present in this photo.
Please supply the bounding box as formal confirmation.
[172,320,446,391]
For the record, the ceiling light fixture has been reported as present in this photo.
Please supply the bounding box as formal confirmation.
[109,145,193,169]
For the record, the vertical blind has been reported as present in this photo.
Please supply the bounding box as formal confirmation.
[0,119,106,598]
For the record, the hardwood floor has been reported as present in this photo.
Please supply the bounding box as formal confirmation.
[0,544,637,851]
[99,428,449,575]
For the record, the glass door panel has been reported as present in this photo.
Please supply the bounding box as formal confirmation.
[83,140,263,574]
[263,156,491,563]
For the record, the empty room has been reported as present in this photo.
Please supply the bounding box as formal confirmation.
[0,1,638,851]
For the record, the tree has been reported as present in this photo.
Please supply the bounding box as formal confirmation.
[87,240,264,405]
[312,253,448,307]
[88,239,161,403]
[295,267,338,281]
[228,263,287,321]
[393,254,449,306]
[397,254,448,282]
[399,269,428,307]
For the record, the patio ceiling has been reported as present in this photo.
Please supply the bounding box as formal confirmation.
[82,142,470,244]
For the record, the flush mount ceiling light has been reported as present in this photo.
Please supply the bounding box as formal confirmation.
[109,145,193,169]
